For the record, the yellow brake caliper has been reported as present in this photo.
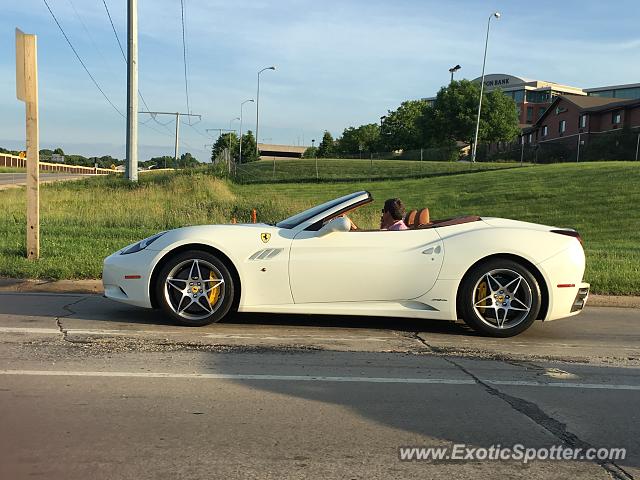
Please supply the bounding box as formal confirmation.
[208,271,221,305]
[476,281,488,309]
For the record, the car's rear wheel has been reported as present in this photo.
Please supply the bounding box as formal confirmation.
[459,259,541,337]
[155,250,234,326]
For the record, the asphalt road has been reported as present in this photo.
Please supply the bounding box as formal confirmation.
[1,293,638,479]
[0,172,92,187]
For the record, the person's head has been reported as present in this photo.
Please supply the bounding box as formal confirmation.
[380,198,405,229]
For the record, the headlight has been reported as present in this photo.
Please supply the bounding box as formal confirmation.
[120,232,166,255]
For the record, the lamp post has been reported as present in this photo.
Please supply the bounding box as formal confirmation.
[256,66,276,158]
[379,115,387,155]
[449,64,461,84]
[239,99,254,164]
[471,12,500,163]
[229,116,239,154]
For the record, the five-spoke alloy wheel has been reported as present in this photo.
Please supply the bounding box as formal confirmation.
[459,259,541,337]
[156,250,234,326]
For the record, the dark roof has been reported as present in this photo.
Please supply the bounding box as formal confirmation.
[534,94,640,127]
[560,94,627,109]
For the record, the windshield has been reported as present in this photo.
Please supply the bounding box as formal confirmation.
[276,192,367,229]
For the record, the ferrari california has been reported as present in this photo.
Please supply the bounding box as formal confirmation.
[103,191,589,337]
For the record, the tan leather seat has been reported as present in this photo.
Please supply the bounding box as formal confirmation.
[416,208,430,227]
[404,210,417,228]
[404,208,429,229]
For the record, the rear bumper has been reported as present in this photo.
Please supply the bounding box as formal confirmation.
[571,284,590,313]
[545,282,590,321]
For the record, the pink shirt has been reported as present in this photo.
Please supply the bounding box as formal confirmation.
[387,219,408,231]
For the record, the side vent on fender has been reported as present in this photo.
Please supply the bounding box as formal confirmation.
[249,248,283,261]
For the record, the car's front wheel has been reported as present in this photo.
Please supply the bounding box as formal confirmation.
[459,259,541,337]
[155,250,234,326]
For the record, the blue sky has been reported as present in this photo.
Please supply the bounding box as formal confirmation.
[1,0,639,160]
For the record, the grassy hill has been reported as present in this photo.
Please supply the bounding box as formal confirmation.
[0,161,637,295]
[235,158,515,183]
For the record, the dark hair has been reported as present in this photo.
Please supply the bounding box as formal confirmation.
[383,198,405,221]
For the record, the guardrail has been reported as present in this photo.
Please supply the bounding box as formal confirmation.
[0,154,115,174]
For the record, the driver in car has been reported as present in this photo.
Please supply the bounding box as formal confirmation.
[343,197,408,231]
[380,198,408,230]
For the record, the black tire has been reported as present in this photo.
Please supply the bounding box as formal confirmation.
[458,258,541,337]
[155,250,235,327]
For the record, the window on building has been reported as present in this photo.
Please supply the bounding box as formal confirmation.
[526,90,550,103]
[512,90,525,103]
[612,111,622,124]
[542,125,548,137]
[613,87,640,99]
[538,107,546,119]
[559,120,566,134]
[528,133,532,144]
[579,114,587,129]
[589,90,614,98]
[526,106,534,123]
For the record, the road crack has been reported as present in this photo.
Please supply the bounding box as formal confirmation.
[55,297,88,342]
[413,333,633,479]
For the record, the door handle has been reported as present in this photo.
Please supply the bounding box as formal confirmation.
[422,246,442,255]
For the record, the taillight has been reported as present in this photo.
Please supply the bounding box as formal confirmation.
[551,229,583,245]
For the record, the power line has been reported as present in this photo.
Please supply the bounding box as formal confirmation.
[67,0,108,65]
[179,0,191,119]
[42,0,125,119]
[101,0,126,59]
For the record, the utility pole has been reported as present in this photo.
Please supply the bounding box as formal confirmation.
[126,0,138,181]
[139,111,200,167]
[16,28,39,259]
[206,128,234,139]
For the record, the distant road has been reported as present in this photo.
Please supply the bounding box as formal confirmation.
[0,172,93,188]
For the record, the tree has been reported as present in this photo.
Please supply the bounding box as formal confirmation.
[53,147,64,156]
[429,80,481,146]
[317,131,336,158]
[380,100,429,151]
[483,89,520,143]
[302,146,318,158]
[336,123,380,154]
[179,152,200,168]
[240,130,258,163]
[429,80,519,147]
[211,132,238,163]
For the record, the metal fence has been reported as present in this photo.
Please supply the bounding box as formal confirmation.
[327,145,460,162]
[0,154,115,174]
[477,130,640,164]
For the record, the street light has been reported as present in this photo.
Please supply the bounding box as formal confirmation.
[256,66,276,158]
[449,64,461,84]
[229,117,239,150]
[471,12,500,163]
[239,99,254,164]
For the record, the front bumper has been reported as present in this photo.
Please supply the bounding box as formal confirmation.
[102,248,159,308]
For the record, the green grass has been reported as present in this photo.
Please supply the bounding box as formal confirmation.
[235,158,519,183]
[0,167,25,173]
[0,162,638,295]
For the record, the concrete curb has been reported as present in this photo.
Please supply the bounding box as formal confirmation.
[0,277,638,309]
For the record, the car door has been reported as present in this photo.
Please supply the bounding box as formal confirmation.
[289,228,444,303]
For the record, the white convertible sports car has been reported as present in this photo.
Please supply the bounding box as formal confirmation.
[103,191,589,337]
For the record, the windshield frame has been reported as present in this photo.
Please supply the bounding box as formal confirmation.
[276,191,371,230]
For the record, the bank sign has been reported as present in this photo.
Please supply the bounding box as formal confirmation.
[472,74,526,90]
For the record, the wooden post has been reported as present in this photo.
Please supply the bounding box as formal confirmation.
[16,29,39,260]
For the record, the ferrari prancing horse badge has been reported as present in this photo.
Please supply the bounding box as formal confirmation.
[260,233,271,243]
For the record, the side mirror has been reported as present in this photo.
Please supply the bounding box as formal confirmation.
[318,216,351,236]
